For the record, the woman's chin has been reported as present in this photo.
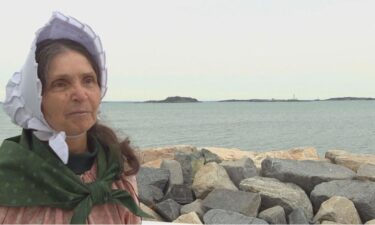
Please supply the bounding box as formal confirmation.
[64,126,90,138]
[63,121,95,136]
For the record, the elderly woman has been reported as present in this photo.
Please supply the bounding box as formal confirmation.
[0,12,148,224]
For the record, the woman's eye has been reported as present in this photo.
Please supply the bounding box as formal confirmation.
[83,76,96,85]
[51,80,68,89]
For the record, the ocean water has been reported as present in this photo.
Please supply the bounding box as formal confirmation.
[1,101,375,155]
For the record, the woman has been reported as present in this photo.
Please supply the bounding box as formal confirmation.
[0,12,148,224]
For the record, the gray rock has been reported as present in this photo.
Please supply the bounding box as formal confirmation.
[138,184,164,205]
[220,157,258,187]
[202,148,222,164]
[163,184,195,205]
[203,209,268,224]
[180,199,206,220]
[175,151,205,185]
[356,163,375,182]
[310,179,375,222]
[140,203,165,221]
[312,196,362,224]
[321,220,336,224]
[155,199,182,222]
[365,219,375,224]
[137,167,170,205]
[173,212,203,224]
[325,149,375,172]
[192,162,238,199]
[258,206,286,224]
[261,158,356,194]
[190,151,206,178]
[137,167,170,191]
[288,208,309,224]
[202,189,261,217]
[160,159,184,191]
[240,176,313,219]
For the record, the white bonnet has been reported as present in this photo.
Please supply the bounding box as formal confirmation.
[3,11,107,164]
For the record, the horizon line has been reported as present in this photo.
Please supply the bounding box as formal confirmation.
[101,96,375,103]
[1,96,374,104]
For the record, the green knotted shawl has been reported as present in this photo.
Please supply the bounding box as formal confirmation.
[0,130,150,224]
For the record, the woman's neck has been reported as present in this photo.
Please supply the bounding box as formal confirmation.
[66,133,88,154]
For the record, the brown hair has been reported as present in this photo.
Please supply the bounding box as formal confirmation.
[35,38,140,176]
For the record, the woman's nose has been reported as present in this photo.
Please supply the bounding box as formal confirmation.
[71,84,88,101]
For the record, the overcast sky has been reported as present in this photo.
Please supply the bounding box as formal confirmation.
[1,0,374,101]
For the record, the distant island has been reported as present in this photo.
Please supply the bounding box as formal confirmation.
[220,97,375,102]
[144,96,199,103]
[219,99,309,103]
[325,97,375,101]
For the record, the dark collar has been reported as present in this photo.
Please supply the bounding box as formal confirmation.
[66,136,99,175]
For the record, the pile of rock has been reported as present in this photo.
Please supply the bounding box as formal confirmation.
[136,146,375,224]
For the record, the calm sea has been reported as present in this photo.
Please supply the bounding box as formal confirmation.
[1,101,374,155]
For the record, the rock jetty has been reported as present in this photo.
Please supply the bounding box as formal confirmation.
[136,146,375,224]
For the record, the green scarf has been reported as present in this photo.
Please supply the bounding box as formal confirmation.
[0,130,150,224]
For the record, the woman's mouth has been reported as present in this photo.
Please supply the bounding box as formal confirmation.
[66,111,90,117]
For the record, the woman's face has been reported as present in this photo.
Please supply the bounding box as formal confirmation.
[41,49,101,136]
